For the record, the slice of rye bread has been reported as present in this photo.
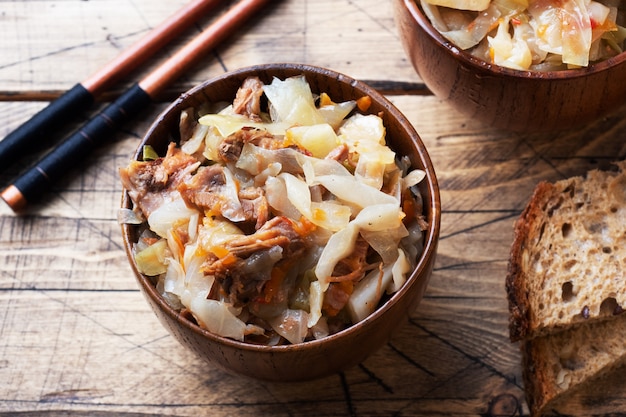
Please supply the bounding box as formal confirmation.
[521,314,626,417]
[506,161,626,342]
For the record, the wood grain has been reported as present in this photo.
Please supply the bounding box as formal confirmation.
[2,0,626,416]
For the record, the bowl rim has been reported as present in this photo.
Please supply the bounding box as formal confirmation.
[121,62,441,353]
[401,0,626,79]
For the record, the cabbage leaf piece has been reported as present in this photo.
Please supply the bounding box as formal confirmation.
[190,296,263,342]
[314,203,404,293]
[263,76,326,126]
[424,0,490,11]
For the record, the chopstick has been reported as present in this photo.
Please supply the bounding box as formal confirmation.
[1,0,269,212]
[0,0,223,174]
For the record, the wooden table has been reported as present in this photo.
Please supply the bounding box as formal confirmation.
[1,1,626,415]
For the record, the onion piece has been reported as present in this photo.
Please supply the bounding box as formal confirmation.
[346,265,393,323]
[403,169,426,189]
[307,280,324,327]
[190,296,263,342]
[388,249,411,294]
[309,316,330,340]
[267,309,310,344]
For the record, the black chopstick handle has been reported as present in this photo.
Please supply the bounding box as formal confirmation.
[3,83,152,210]
[0,83,94,172]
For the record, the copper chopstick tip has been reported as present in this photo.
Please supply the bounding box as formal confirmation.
[1,185,27,212]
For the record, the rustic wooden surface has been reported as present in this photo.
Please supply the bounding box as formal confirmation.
[1,1,626,416]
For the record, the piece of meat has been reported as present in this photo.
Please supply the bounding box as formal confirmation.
[120,142,199,217]
[327,236,370,283]
[232,76,264,122]
[178,165,227,211]
[325,143,349,163]
[323,281,354,317]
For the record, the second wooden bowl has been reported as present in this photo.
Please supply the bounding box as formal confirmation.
[393,0,626,132]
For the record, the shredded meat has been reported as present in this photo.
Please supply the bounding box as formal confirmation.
[232,76,264,122]
[178,165,269,230]
[218,128,276,163]
[325,143,349,163]
[323,281,354,317]
[223,216,306,258]
[204,216,309,306]
[238,186,269,230]
[327,236,370,283]
[119,142,199,217]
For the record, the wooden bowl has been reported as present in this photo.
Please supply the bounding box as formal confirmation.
[120,63,441,382]
[393,0,626,132]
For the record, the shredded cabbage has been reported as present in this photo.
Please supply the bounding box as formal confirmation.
[421,0,626,70]
[122,75,428,345]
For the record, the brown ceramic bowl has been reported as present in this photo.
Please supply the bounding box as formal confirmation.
[120,63,440,382]
[393,0,626,132]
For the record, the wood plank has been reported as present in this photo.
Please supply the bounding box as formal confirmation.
[0,0,421,99]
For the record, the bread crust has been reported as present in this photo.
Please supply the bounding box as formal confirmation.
[506,181,555,342]
[521,338,555,417]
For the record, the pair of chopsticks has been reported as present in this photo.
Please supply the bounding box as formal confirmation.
[1,0,269,212]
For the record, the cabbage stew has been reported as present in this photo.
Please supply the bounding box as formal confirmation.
[420,0,626,71]
[120,75,427,345]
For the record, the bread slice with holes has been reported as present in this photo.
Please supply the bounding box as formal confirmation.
[506,161,626,342]
[521,314,626,416]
